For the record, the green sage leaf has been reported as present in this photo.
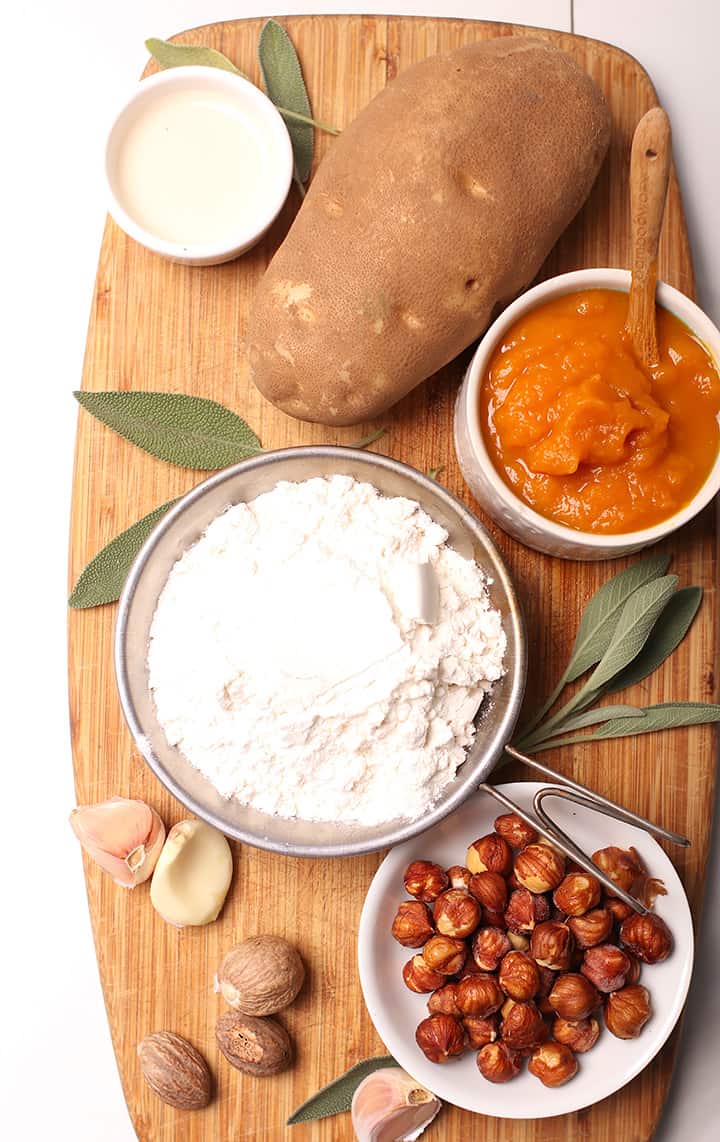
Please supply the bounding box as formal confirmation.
[593,701,720,738]
[585,575,679,691]
[69,499,178,609]
[287,1057,399,1124]
[536,704,646,737]
[145,37,247,77]
[349,427,387,449]
[604,586,703,693]
[74,391,262,470]
[258,19,314,183]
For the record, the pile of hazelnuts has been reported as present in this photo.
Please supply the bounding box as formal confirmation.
[391,813,673,1088]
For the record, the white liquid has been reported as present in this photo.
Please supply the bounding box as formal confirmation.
[112,88,276,245]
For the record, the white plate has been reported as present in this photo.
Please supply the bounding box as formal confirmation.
[358,782,694,1118]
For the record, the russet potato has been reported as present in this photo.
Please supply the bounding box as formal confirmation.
[247,37,611,425]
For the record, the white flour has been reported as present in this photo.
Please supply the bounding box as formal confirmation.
[147,475,506,826]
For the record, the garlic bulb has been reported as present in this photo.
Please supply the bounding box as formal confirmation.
[351,1068,441,1142]
[69,796,165,888]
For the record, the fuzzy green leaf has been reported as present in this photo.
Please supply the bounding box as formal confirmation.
[258,19,314,183]
[593,701,720,738]
[287,1057,399,1124]
[604,586,703,693]
[536,704,646,737]
[145,37,247,77]
[69,500,178,609]
[585,575,679,691]
[74,391,262,470]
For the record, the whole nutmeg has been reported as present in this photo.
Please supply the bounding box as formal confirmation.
[619,912,673,964]
[514,844,566,894]
[215,1011,292,1076]
[493,812,538,850]
[456,973,504,1018]
[447,864,472,891]
[606,897,634,925]
[592,846,645,896]
[422,935,467,976]
[498,950,540,1001]
[547,973,600,1020]
[427,981,460,1016]
[477,1041,521,1083]
[469,871,508,914]
[403,955,447,994]
[530,921,575,970]
[216,935,305,1016]
[403,860,449,902]
[553,872,601,917]
[463,1013,498,1049]
[415,1013,466,1062]
[528,1041,578,1087]
[499,999,547,1050]
[391,901,434,947]
[504,888,550,934]
[552,1015,601,1053]
[467,833,513,877]
[604,984,652,1039]
[472,926,511,972]
[581,943,631,992]
[568,907,614,949]
[434,889,481,939]
[137,1031,212,1109]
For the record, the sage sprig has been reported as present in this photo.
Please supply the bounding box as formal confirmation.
[145,38,248,77]
[69,499,178,609]
[287,1056,398,1125]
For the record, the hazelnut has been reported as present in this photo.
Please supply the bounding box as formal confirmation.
[216,935,304,1016]
[472,926,511,972]
[427,981,460,1016]
[530,921,575,970]
[415,1013,466,1063]
[215,1011,292,1076]
[422,935,467,976]
[466,833,513,877]
[536,964,556,998]
[528,1041,578,1087]
[504,888,550,934]
[606,897,634,924]
[581,944,631,992]
[498,951,540,1001]
[514,843,566,893]
[499,999,547,1050]
[507,931,530,951]
[604,984,652,1039]
[403,860,449,901]
[468,870,508,914]
[494,812,538,849]
[463,1013,498,1049]
[391,900,434,947]
[552,1015,601,1053]
[547,973,600,1020]
[446,864,472,891]
[402,955,447,994]
[625,952,642,985]
[568,907,614,948]
[434,889,481,939]
[477,1041,522,1083]
[456,973,504,1017]
[553,872,601,917]
[619,912,673,964]
[137,1031,213,1109]
[592,846,645,896]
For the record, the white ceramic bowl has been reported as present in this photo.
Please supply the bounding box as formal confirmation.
[359,782,694,1119]
[105,66,293,265]
[454,268,720,560]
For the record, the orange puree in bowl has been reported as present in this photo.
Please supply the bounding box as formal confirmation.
[480,289,720,533]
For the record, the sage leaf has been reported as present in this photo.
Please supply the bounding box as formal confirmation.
[258,19,314,183]
[585,575,679,691]
[349,427,386,449]
[535,704,646,737]
[604,586,703,693]
[145,37,247,77]
[593,701,720,737]
[74,391,262,470]
[69,499,178,609]
[287,1056,398,1124]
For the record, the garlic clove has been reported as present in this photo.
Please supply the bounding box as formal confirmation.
[150,819,233,927]
[351,1068,441,1142]
[69,797,165,888]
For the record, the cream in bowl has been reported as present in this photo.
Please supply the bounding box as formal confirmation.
[455,268,720,560]
[105,66,293,265]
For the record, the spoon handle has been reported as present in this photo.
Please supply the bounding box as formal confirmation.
[626,107,672,369]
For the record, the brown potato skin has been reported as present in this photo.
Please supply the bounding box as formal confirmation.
[247,37,611,425]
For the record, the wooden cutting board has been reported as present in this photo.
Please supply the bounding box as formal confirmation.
[68,14,717,1142]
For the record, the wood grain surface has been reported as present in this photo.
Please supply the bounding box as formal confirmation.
[67,15,717,1142]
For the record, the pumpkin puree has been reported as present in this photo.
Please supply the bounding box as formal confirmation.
[480,289,720,533]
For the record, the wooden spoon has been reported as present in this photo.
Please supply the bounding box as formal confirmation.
[626,107,672,369]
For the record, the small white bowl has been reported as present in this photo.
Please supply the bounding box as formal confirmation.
[454,268,720,560]
[105,66,293,265]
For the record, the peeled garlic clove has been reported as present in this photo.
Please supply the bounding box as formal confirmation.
[69,796,166,888]
[351,1068,441,1142]
[150,819,233,927]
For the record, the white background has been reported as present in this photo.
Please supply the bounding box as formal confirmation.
[3,1,718,1138]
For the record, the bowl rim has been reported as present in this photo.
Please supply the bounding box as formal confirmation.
[114,446,527,856]
[104,65,294,261]
[460,267,720,549]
